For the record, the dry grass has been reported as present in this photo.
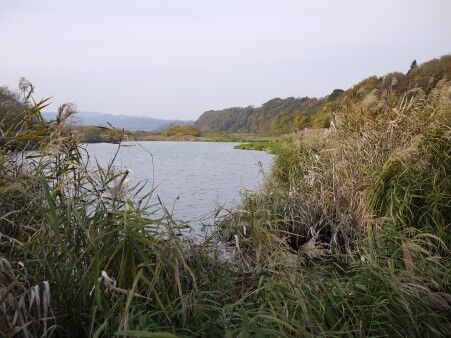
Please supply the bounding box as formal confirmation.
[1,78,450,337]
[218,79,451,335]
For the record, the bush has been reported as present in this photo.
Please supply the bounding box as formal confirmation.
[161,124,201,138]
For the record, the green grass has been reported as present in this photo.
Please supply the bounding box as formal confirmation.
[234,140,282,154]
[81,128,280,144]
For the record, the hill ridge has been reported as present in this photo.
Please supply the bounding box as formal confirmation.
[194,54,451,134]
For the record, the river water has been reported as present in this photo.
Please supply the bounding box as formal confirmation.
[85,141,273,227]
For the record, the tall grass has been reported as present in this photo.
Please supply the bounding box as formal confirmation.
[0,81,235,337]
[219,79,451,336]
[1,77,450,337]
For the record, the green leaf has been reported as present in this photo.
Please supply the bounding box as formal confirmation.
[115,331,180,338]
[93,321,108,338]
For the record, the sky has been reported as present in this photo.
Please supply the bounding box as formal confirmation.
[1,0,450,120]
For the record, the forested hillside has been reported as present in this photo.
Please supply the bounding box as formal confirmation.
[195,55,451,134]
[194,96,325,134]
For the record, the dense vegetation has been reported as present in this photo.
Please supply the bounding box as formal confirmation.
[195,55,451,134]
[234,140,282,154]
[161,124,201,138]
[78,125,125,143]
[195,96,325,134]
[76,124,278,144]
[76,125,269,143]
[1,55,450,337]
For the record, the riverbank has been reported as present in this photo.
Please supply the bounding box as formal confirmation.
[78,125,325,155]
[1,81,450,337]
[78,124,279,143]
[233,140,281,154]
[233,129,328,153]
[79,124,285,153]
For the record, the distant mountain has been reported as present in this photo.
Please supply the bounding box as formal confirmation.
[42,111,193,132]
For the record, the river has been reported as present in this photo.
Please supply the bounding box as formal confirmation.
[85,141,273,228]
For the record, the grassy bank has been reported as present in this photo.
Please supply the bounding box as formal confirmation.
[221,79,451,336]
[233,129,327,154]
[78,125,277,144]
[1,78,450,337]
[234,140,282,154]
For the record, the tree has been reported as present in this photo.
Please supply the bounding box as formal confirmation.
[293,114,310,131]
[408,59,418,74]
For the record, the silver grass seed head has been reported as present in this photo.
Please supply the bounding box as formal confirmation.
[19,77,33,94]
[391,76,398,87]
[57,102,77,124]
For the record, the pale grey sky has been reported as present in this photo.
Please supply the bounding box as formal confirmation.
[1,0,450,119]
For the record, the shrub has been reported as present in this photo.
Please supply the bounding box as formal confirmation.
[161,124,201,138]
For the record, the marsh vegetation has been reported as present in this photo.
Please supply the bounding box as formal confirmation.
[1,55,450,337]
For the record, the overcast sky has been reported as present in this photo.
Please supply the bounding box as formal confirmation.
[1,0,450,120]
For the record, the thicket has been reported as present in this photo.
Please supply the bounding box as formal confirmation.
[78,125,125,143]
[161,125,201,138]
[220,77,451,336]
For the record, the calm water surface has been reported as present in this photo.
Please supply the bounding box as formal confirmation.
[85,141,273,225]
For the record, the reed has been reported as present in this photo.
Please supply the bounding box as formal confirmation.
[1,77,450,337]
